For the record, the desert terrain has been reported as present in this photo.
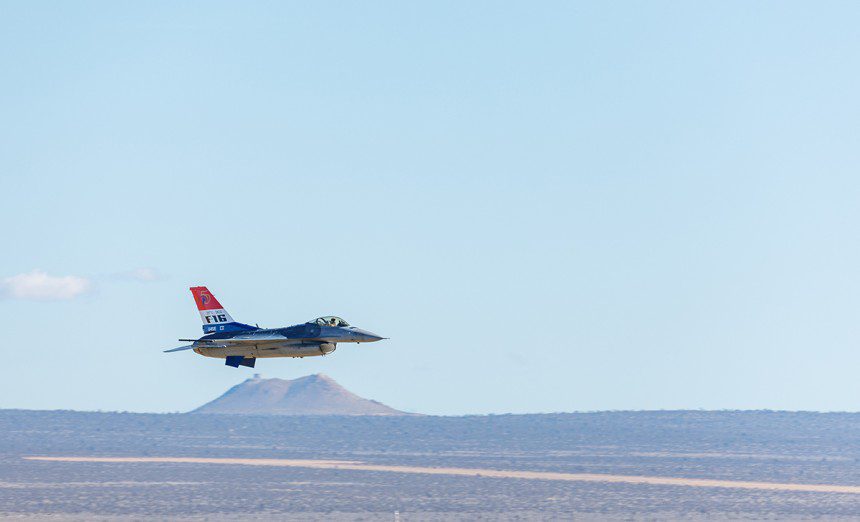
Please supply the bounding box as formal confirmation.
[2,408,860,520]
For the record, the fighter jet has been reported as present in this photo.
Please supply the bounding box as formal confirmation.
[165,286,385,368]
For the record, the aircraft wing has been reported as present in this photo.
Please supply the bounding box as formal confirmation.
[166,333,297,353]
[194,334,294,346]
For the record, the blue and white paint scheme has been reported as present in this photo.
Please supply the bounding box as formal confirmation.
[165,286,385,368]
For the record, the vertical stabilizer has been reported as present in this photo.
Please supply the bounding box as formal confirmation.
[190,286,257,334]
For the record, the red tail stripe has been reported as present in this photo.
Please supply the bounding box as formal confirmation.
[190,286,224,311]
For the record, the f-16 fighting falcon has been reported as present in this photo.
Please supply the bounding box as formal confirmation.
[165,286,385,368]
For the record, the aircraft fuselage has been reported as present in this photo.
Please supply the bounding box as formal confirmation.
[192,323,383,359]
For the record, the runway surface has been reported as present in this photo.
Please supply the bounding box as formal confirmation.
[25,456,860,494]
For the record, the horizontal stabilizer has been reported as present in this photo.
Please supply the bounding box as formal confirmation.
[164,344,195,353]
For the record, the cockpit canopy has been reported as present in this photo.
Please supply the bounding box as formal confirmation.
[312,316,350,327]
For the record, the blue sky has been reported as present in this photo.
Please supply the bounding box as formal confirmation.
[1,1,859,414]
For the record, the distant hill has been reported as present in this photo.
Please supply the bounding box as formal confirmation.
[192,374,408,416]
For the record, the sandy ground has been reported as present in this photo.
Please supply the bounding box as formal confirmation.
[24,456,860,494]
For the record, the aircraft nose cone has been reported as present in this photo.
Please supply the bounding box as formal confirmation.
[354,328,385,342]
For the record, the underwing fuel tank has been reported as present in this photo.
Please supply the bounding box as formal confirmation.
[257,342,336,358]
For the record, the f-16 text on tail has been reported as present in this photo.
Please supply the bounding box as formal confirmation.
[165,286,385,368]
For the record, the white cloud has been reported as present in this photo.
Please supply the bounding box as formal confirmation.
[120,267,164,282]
[0,270,92,301]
